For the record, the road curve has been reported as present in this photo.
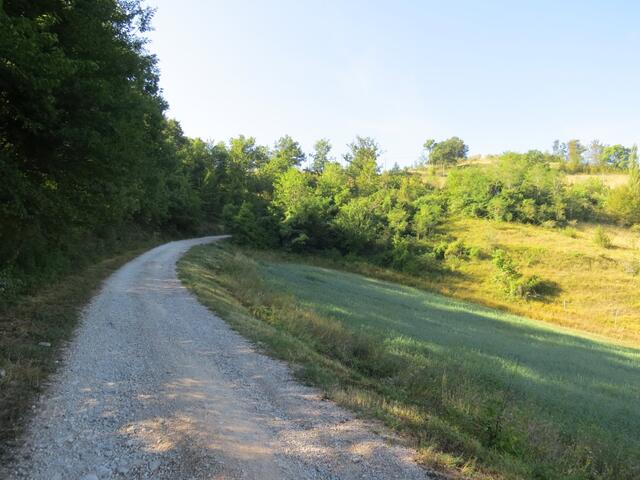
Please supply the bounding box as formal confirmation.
[3,237,431,480]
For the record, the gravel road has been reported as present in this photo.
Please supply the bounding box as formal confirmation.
[2,237,431,480]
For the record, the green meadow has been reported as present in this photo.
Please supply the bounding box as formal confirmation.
[179,243,640,479]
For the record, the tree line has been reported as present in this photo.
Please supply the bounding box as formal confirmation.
[0,1,206,290]
[172,131,638,270]
[2,1,639,294]
[552,139,639,173]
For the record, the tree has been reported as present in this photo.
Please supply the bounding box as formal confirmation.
[586,140,605,168]
[601,144,631,170]
[552,140,567,160]
[420,139,436,166]
[0,0,191,274]
[229,135,269,171]
[261,135,306,181]
[272,168,330,250]
[273,135,306,167]
[566,139,585,172]
[317,162,350,207]
[630,145,639,172]
[310,139,332,173]
[413,200,444,239]
[344,136,381,195]
[334,197,383,253]
[429,137,468,174]
[607,145,640,225]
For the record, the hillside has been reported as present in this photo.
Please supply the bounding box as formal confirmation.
[179,242,640,479]
[422,218,640,345]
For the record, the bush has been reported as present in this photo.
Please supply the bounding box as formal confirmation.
[444,239,470,260]
[433,241,449,260]
[492,249,543,299]
[445,152,605,226]
[593,226,612,248]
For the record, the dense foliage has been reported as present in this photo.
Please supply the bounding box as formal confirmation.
[446,151,608,224]
[2,1,638,295]
[0,1,258,291]
[1,1,197,286]
[218,142,635,279]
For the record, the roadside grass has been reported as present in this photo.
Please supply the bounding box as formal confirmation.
[0,236,167,460]
[178,242,640,480]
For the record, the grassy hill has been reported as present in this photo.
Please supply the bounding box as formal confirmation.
[417,218,640,346]
[414,163,630,190]
[565,172,629,188]
[179,241,640,480]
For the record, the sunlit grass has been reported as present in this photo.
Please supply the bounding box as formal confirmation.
[440,218,640,345]
[179,242,640,480]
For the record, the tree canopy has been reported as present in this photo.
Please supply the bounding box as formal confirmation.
[425,137,469,172]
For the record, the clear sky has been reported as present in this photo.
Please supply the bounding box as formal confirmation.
[145,0,640,167]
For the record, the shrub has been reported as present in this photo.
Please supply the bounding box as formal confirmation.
[492,249,543,299]
[445,152,606,226]
[593,226,612,248]
[433,241,449,260]
[444,240,470,260]
[413,195,447,238]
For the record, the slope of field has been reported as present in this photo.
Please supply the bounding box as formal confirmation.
[431,219,640,345]
[565,172,629,188]
[179,243,640,480]
[412,165,630,190]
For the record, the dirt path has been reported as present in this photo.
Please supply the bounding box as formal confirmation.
[3,237,431,479]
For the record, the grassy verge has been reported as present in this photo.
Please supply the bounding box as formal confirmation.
[178,241,640,480]
[0,236,167,460]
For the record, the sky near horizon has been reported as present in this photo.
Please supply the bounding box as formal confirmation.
[145,0,640,167]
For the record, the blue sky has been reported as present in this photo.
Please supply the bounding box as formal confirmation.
[146,0,640,167]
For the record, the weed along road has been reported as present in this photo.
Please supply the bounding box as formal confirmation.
[3,238,429,480]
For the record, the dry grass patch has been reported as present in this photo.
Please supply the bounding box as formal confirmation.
[565,173,629,188]
[442,218,640,346]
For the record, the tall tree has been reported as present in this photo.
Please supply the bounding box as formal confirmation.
[566,139,585,172]
[429,137,468,174]
[310,138,332,173]
[552,140,567,160]
[586,140,605,168]
[420,138,436,166]
[344,136,381,195]
[601,144,630,170]
[0,0,183,272]
[261,135,306,181]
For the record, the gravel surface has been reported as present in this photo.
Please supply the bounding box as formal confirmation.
[2,237,432,479]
